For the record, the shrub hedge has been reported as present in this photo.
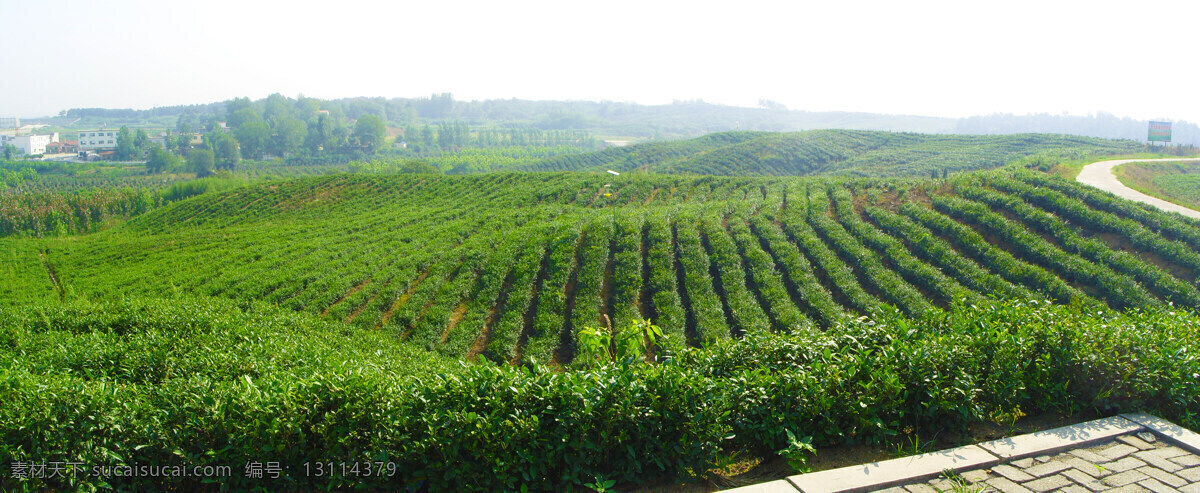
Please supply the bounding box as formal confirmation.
[1,296,1198,491]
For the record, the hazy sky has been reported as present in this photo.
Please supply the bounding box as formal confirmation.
[2,0,1197,122]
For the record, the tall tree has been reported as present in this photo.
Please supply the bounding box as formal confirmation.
[224,97,253,127]
[420,125,435,147]
[233,108,270,159]
[205,130,241,170]
[272,117,307,157]
[115,126,136,160]
[134,129,149,152]
[187,149,215,177]
[352,115,388,153]
[305,114,334,153]
[263,93,293,124]
[175,133,193,156]
[145,143,179,174]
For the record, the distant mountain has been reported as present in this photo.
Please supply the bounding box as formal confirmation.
[954,112,1200,146]
[27,96,1200,145]
[519,130,1143,177]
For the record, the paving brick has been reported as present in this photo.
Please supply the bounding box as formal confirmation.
[991,464,1035,482]
[1123,413,1200,453]
[1134,465,1188,488]
[1022,474,1071,492]
[1142,453,1190,477]
[1099,443,1139,460]
[976,416,1141,460]
[786,444,998,493]
[1102,456,1148,473]
[1060,468,1108,491]
[781,414,1200,493]
[1137,470,1185,489]
[1010,458,1036,468]
[1132,451,1185,473]
[1059,456,1111,478]
[959,469,991,483]
[923,479,953,491]
[1023,460,1071,477]
[1170,454,1200,467]
[1140,446,1191,460]
[1117,435,1156,450]
[1136,477,1180,493]
[1177,466,1200,482]
[984,476,1033,493]
[1102,484,1152,493]
[1068,448,1112,464]
[1102,469,1151,487]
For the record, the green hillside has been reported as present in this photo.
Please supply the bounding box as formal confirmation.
[1114,160,1200,211]
[14,169,1200,362]
[521,130,1142,176]
[5,155,1200,490]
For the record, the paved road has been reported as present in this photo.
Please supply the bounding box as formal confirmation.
[1076,158,1200,220]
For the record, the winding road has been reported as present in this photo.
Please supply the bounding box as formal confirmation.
[1075,158,1200,220]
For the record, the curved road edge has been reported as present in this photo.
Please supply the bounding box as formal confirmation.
[1075,158,1200,220]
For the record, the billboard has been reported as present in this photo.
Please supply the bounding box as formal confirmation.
[1149,121,1172,142]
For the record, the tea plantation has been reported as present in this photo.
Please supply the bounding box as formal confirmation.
[3,151,1200,490]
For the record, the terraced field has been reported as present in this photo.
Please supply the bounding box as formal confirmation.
[519,130,1143,176]
[19,169,1200,365]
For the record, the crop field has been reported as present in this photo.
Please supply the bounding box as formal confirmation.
[1115,160,1200,210]
[10,169,1200,362]
[4,139,1200,490]
[519,130,1143,176]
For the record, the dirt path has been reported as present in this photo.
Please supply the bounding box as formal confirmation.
[1076,158,1200,219]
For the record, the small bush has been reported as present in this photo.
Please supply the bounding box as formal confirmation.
[1,297,1197,491]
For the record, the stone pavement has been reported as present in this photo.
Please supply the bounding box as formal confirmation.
[892,431,1200,492]
[728,413,1200,493]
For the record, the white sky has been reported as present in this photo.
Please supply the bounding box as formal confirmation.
[1,0,1197,122]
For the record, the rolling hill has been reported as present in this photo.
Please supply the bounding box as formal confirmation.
[4,133,1200,491]
[13,167,1199,364]
[519,130,1143,176]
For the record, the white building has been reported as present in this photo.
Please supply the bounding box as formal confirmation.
[1,133,55,156]
[79,130,118,150]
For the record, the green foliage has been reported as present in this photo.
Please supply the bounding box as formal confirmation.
[233,108,271,160]
[7,162,1200,488]
[576,318,664,368]
[522,130,1141,177]
[348,158,440,174]
[187,148,215,177]
[9,170,1200,337]
[144,143,180,174]
[0,187,161,236]
[1114,160,1200,211]
[3,297,1198,491]
[778,430,816,473]
[206,130,242,170]
[352,114,388,153]
[161,174,253,203]
[115,125,136,161]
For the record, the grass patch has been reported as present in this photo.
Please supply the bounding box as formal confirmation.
[1114,160,1200,210]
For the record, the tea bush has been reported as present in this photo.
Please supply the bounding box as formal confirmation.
[2,296,1198,491]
